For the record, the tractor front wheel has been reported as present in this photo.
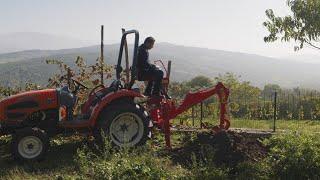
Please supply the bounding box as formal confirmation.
[12,128,49,161]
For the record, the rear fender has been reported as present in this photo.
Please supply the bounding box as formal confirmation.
[89,89,143,126]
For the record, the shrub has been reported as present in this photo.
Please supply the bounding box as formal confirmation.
[264,131,320,179]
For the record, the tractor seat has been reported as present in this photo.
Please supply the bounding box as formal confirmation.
[137,70,154,81]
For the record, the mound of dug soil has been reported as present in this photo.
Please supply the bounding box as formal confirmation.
[170,131,268,167]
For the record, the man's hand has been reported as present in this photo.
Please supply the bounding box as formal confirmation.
[150,64,157,70]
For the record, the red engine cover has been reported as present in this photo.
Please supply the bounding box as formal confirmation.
[0,89,58,122]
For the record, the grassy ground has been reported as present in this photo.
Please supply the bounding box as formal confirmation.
[1,118,320,179]
[233,119,320,132]
[173,117,320,132]
[2,133,223,179]
[0,135,84,179]
[0,133,196,179]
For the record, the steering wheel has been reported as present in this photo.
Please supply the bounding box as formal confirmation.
[89,84,105,99]
[71,78,89,94]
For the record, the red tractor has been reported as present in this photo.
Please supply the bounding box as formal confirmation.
[0,30,230,161]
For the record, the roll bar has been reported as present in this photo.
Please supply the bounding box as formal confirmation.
[116,29,139,88]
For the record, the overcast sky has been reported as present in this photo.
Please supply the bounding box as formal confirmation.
[0,0,319,59]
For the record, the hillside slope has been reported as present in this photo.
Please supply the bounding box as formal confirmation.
[0,43,319,88]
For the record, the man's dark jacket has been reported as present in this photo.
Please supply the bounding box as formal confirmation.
[137,44,153,71]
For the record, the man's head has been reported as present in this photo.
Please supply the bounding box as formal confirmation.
[144,37,155,50]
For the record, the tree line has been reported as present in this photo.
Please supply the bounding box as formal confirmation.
[170,73,320,120]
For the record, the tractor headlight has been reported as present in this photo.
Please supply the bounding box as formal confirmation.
[59,106,67,121]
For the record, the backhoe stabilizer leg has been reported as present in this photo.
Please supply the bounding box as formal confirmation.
[163,118,171,149]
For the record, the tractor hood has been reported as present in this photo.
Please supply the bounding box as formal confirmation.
[0,89,59,122]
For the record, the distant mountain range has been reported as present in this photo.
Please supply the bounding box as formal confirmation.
[0,42,319,89]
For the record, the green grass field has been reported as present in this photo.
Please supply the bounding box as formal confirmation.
[173,117,320,132]
[232,119,320,132]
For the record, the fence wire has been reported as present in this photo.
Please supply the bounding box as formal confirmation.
[174,90,320,132]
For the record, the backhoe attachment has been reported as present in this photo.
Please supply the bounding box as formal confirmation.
[148,82,230,148]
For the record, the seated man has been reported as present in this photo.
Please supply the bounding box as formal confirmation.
[137,37,164,96]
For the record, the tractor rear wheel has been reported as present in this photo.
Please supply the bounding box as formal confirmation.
[95,103,152,147]
[12,128,49,161]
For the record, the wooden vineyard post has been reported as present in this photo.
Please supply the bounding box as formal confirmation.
[273,91,277,132]
[167,61,172,78]
[263,93,266,119]
[100,25,104,85]
[298,90,301,120]
[192,106,195,126]
[200,102,203,128]
[67,68,72,87]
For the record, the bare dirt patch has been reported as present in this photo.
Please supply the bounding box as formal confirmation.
[170,130,268,167]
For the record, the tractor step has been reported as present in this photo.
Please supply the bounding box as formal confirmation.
[58,119,91,128]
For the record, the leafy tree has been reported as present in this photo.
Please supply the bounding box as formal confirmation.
[263,0,320,51]
[262,84,281,97]
[169,81,190,99]
[186,75,213,89]
[46,56,112,88]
